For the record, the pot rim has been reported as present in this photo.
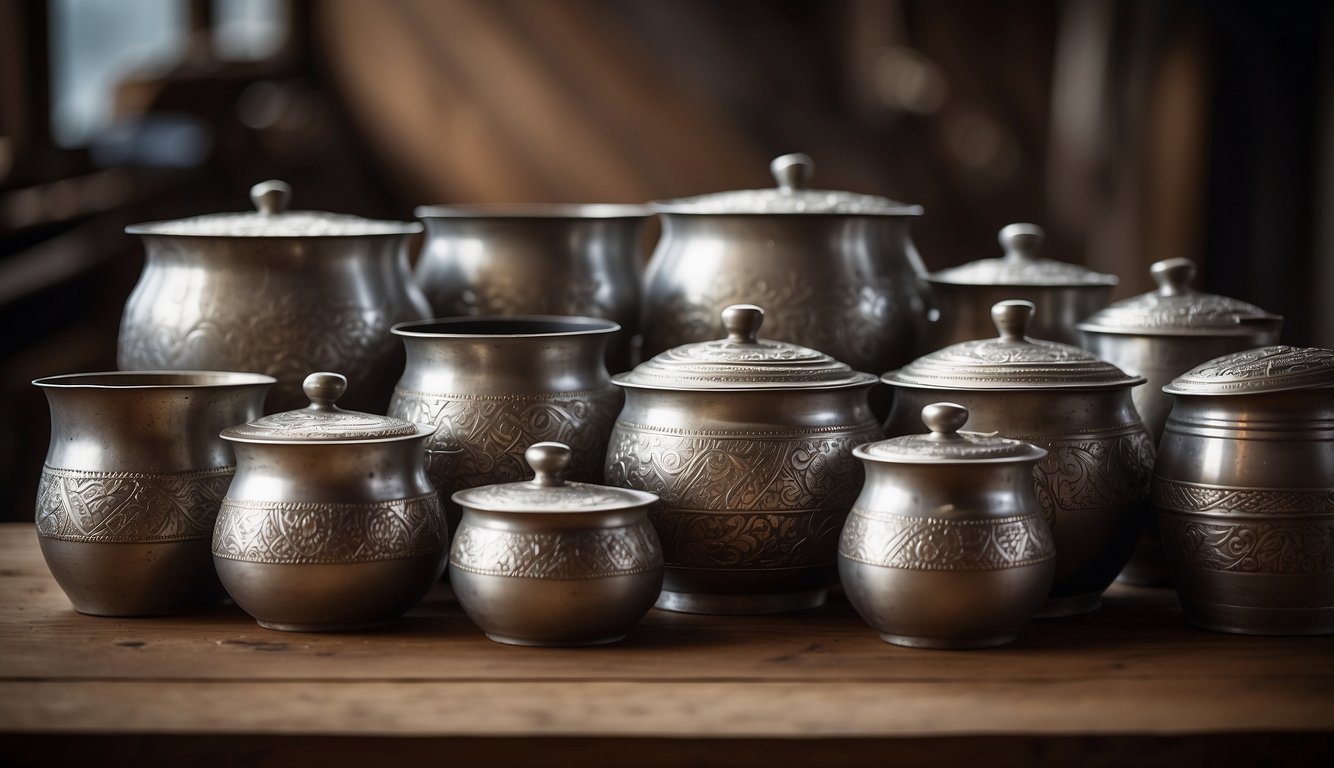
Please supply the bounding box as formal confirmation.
[415,203,650,219]
[33,370,277,390]
[125,218,422,238]
[392,315,620,338]
[882,374,1147,392]
[221,422,437,446]
[613,369,879,393]
[648,204,924,218]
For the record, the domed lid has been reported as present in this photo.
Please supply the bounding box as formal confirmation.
[222,372,423,443]
[1077,258,1282,336]
[452,442,659,512]
[650,154,922,216]
[928,223,1118,287]
[1164,345,1334,396]
[127,180,422,238]
[855,403,1047,464]
[614,304,877,391]
[885,300,1143,390]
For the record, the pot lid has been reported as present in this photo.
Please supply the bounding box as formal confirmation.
[452,442,659,512]
[126,180,422,238]
[885,300,1143,390]
[927,223,1118,287]
[1163,345,1334,396]
[1077,258,1281,336]
[650,154,923,216]
[222,372,422,442]
[614,304,877,390]
[856,403,1047,463]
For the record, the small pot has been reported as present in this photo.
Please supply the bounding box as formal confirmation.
[1155,346,1334,636]
[923,223,1116,349]
[841,402,1054,649]
[33,370,274,616]
[450,441,663,646]
[214,372,447,631]
[883,300,1154,617]
[605,304,881,614]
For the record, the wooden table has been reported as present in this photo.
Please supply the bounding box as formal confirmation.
[1,522,1331,766]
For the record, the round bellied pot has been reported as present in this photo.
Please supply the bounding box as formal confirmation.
[882,300,1154,618]
[1154,346,1334,636]
[1078,258,1282,586]
[605,304,881,614]
[451,442,663,646]
[32,370,274,616]
[388,316,622,533]
[641,153,928,377]
[923,223,1116,350]
[841,403,1054,649]
[214,372,447,632]
[119,180,431,412]
[413,204,650,373]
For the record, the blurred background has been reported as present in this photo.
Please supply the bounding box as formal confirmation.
[1,0,1330,520]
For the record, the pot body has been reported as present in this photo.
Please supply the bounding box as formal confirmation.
[884,387,1154,616]
[119,234,431,412]
[414,207,647,372]
[212,435,447,631]
[840,462,1054,648]
[605,385,880,614]
[1154,388,1334,635]
[641,214,928,375]
[34,371,272,616]
[449,505,663,645]
[389,318,623,532]
[924,282,1111,350]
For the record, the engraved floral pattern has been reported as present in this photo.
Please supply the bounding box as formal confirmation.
[1153,480,1334,516]
[650,508,846,569]
[450,520,662,578]
[1023,430,1155,530]
[458,481,646,511]
[1169,345,1334,394]
[212,493,445,564]
[1159,515,1334,573]
[839,512,1054,571]
[36,465,232,543]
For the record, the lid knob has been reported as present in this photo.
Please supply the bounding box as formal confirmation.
[1151,257,1196,297]
[526,442,571,487]
[721,304,765,344]
[999,222,1044,262]
[302,372,347,411]
[770,153,814,192]
[250,180,292,216]
[921,402,969,440]
[992,299,1035,342]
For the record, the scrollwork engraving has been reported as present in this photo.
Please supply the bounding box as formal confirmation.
[1022,429,1155,529]
[839,512,1054,571]
[1159,515,1334,573]
[450,520,662,578]
[36,465,232,543]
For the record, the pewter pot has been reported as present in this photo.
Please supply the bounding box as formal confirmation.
[883,301,1154,617]
[33,370,274,616]
[214,372,447,632]
[605,304,881,614]
[389,316,623,533]
[414,204,649,372]
[841,403,1054,649]
[923,223,1115,349]
[641,153,928,376]
[119,180,431,412]
[1154,346,1334,636]
[451,442,663,646]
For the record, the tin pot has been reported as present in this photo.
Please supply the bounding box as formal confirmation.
[214,372,447,631]
[389,316,623,533]
[33,370,274,616]
[605,304,881,614]
[451,442,663,646]
[1154,346,1334,635]
[641,153,928,376]
[883,300,1154,617]
[841,402,1054,648]
[119,180,431,412]
[922,223,1115,349]
[413,204,649,372]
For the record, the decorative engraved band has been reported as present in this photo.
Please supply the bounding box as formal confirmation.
[839,511,1054,571]
[650,507,847,570]
[1158,514,1334,574]
[36,465,233,543]
[450,520,662,579]
[212,492,445,564]
[392,386,619,403]
[612,420,880,439]
[1153,478,1334,518]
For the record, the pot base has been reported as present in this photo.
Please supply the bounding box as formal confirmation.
[655,588,826,615]
[1180,601,1334,637]
[257,618,398,633]
[879,632,1017,650]
[486,633,627,647]
[1036,592,1101,619]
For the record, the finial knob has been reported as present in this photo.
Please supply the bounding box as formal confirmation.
[721,304,765,344]
[250,180,292,216]
[770,153,814,192]
[526,442,571,487]
[999,222,1044,262]
[1151,257,1196,297]
[303,372,347,410]
[921,402,969,438]
[992,300,1035,342]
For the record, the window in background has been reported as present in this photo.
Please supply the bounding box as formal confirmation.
[213,0,286,61]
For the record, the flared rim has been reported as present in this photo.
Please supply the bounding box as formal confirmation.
[415,203,650,220]
[33,370,277,389]
[392,315,621,338]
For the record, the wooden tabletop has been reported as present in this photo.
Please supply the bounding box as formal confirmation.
[1,522,1331,766]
